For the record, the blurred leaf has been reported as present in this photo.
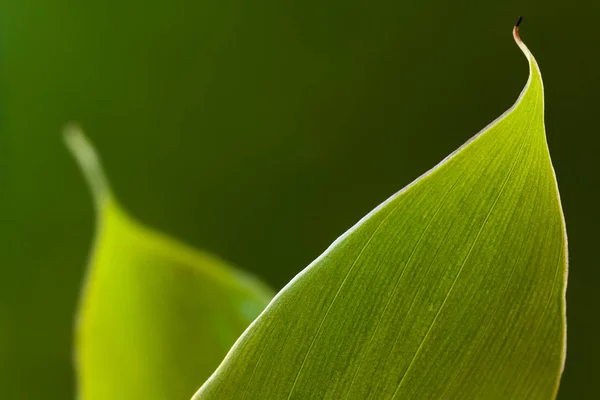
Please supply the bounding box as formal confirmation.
[193,27,567,399]
[65,127,273,400]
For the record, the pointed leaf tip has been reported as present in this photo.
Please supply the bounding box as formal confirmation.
[64,123,111,207]
[516,16,523,28]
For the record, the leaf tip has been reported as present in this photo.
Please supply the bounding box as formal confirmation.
[512,16,537,68]
[513,16,523,43]
[515,16,523,28]
[64,123,111,207]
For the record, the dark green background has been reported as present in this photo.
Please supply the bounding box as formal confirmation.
[1,1,597,398]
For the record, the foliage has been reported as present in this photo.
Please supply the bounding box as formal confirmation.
[66,126,273,400]
[192,27,567,400]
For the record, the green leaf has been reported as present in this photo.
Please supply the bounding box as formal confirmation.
[193,27,567,399]
[65,126,273,400]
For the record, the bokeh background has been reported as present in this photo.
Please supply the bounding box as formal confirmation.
[1,1,598,398]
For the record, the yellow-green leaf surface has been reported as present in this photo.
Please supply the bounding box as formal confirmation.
[65,126,273,400]
[194,26,568,399]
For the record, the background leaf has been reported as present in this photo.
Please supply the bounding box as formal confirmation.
[194,28,567,399]
[65,126,273,400]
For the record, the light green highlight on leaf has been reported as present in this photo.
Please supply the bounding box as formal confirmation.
[65,126,273,400]
[193,27,567,400]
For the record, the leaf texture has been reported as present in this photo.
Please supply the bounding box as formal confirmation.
[65,127,273,400]
[193,26,568,400]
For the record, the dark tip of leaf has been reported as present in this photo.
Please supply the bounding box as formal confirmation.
[513,17,524,44]
[516,16,523,28]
